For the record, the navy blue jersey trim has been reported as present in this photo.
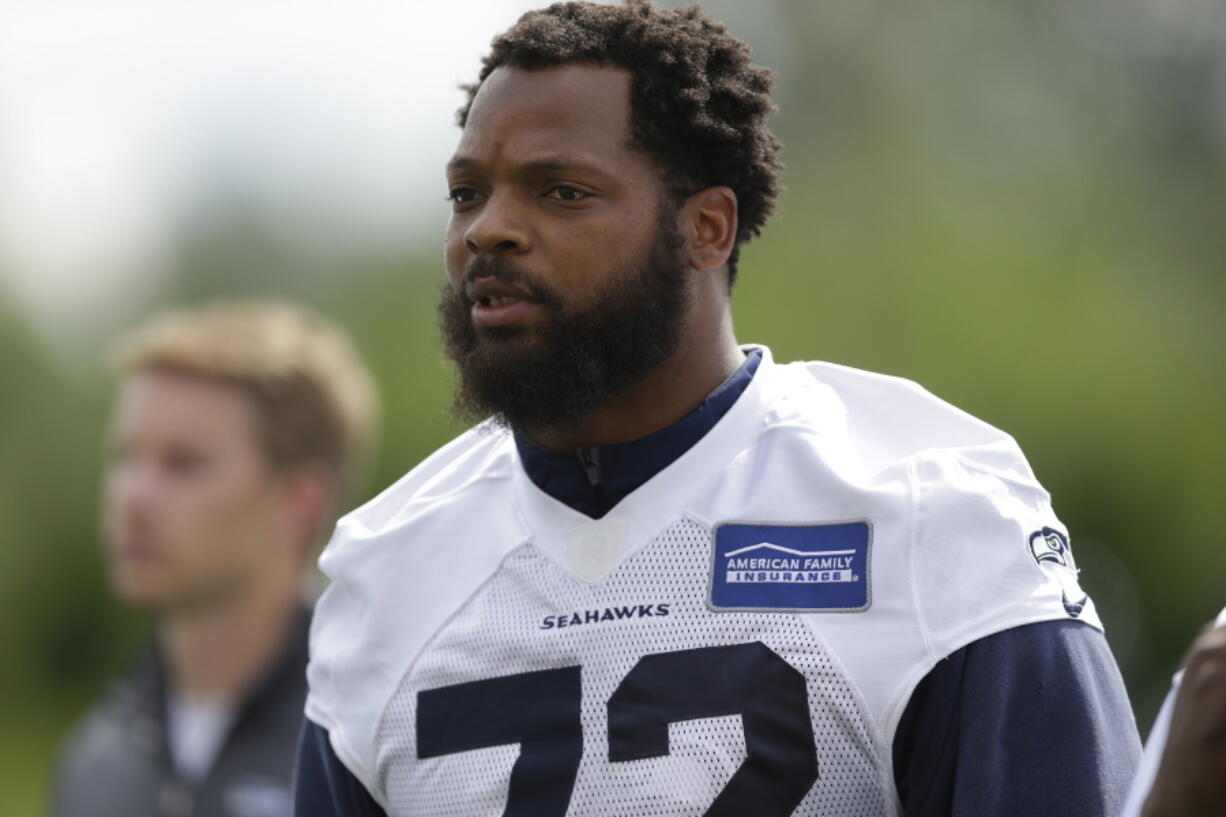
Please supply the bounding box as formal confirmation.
[293,719,386,817]
[515,348,763,518]
[892,619,1141,817]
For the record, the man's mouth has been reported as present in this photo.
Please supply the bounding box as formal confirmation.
[465,275,547,329]
[480,295,521,308]
[471,293,543,329]
[113,531,162,561]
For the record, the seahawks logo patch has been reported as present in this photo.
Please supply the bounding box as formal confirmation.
[1028,527,1089,618]
[1029,527,1071,568]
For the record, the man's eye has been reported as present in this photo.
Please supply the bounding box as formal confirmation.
[163,450,207,475]
[447,187,481,204]
[547,186,588,202]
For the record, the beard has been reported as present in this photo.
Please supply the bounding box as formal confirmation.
[438,216,691,440]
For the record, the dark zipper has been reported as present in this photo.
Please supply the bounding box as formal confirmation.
[577,447,602,487]
[577,447,609,516]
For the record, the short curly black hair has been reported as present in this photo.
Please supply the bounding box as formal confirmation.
[458,0,782,287]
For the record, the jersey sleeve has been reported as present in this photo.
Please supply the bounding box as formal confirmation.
[908,440,1102,661]
[294,718,387,817]
[303,427,527,804]
[893,619,1140,817]
[304,512,402,803]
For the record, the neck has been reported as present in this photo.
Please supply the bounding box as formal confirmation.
[532,302,742,451]
[159,564,301,700]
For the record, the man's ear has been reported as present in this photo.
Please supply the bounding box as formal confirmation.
[282,465,335,556]
[681,186,738,273]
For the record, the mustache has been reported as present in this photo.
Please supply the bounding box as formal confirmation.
[464,255,528,285]
[461,256,559,308]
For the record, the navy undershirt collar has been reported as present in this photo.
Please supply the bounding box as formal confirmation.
[514,348,764,519]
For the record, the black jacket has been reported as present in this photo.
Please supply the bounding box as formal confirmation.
[51,607,310,817]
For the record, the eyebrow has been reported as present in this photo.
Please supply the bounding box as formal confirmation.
[446,155,614,178]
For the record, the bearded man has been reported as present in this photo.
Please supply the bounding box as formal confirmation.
[294,3,1140,815]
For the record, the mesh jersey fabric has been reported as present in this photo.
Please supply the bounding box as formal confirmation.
[378,517,891,815]
[305,345,1099,814]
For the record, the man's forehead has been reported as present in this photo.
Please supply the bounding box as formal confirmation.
[454,64,637,161]
[470,63,633,114]
[113,369,254,431]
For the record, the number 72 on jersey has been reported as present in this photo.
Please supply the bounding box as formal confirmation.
[417,641,820,816]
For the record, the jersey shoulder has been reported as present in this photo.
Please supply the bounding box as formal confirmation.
[776,359,1028,474]
[790,359,1098,625]
[341,420,515,534]
[746,358,1101,728]
[306,422,528,799]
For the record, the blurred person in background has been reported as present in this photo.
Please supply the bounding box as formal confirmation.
[50,300,378,817]
[294,2,1140,815]
[1120,606,1226,817]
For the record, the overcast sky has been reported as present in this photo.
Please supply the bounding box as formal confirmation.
[0,0,565,333]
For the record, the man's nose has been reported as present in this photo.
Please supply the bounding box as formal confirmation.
[464,192,531,255]
[107,459,161,509]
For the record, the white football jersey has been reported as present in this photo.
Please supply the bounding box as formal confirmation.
[306,346,1097,816]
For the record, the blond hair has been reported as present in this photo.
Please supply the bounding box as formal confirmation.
[112,300,379,501]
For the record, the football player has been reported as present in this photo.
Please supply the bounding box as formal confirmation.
[1120,606,1226,817]
[295,2,1141,815]
[52,301,378,817]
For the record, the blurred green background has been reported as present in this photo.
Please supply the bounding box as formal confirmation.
[2,0,1224,813]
